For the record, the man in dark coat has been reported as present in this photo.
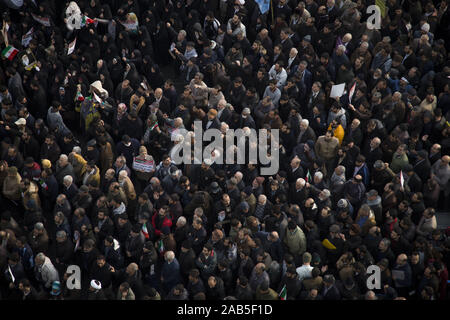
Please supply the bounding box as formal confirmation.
[321,275,341,300]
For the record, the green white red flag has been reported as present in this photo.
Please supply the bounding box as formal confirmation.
[2,45,19,61]
[306,170,312,183]
[142,224,149,239]
[279,284,287,300]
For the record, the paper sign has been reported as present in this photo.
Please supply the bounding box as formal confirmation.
[133,157,155,172]
[330,83,346,98]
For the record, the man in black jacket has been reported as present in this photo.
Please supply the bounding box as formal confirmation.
[178,240,197,285]
[321,274,341,300]
[277,266,302,300]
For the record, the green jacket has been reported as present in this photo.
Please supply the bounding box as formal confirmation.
[283,226,307,257]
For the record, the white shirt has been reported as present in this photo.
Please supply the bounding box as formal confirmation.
[296,264,313,281]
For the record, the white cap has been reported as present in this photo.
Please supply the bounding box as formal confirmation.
[421,23,430,32]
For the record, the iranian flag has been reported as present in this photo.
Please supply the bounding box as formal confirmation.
[142,224,149,239]
[81,15,97,28]
[279,285,287,300]
[157,239,164,254]
[348,82,356,103]
[306,170,312,183]
[75,91,84,102]
[2,45,19,61]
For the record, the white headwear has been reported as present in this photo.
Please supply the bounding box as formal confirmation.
[90,279,102,290]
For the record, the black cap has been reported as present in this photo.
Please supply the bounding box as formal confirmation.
[131,224,141,233]
[25,157,34,165]
[182,240,192,249]
[144,241,153,249]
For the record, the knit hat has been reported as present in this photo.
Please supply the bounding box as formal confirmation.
[243,186,253,196]
[41,159,51,169]
[131,224,141,233]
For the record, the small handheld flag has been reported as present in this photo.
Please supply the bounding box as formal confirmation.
[349,82,356,103]
[279,284,287,300]
[306,170,312,183]
[142,224,149,239]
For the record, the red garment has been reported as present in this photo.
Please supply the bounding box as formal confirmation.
[151,212,173,237]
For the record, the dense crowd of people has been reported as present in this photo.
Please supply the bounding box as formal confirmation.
[0,0,449,301]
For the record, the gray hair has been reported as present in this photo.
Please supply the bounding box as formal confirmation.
[72,146,82,154]
[165,251,175,262]
[63,175,73,184]
[56,230,67,239]
[177,216,187,226]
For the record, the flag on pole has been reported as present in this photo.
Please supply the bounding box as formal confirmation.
[21,27,34,47]
[1,45,19,61]
[67,38,76,55]
[306,170,312,183]
[279,284,287,300]
[400,170,404,188]
[348,82,356,103]
[31,13,51,27]
[142,224,149,239]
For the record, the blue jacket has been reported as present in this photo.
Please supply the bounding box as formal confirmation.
[162,258,182,290]
[392,262,412,288]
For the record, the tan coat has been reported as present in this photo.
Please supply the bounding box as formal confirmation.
[99,142,114,174]
[23,181,41,210]
[315,136,339,161]
[70,153,87,183]
[120,177,136,201]
[3,172,22,201]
